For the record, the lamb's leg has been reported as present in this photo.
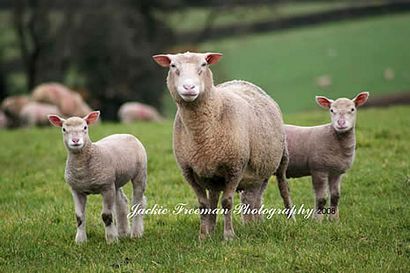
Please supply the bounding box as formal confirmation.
[275,149,295,219]
[182,168,210,240]
[222,173,242,240]
[101,187,118,243]
[115,188,130,237]
[311,171,328,222]
[328,174,342,221]
[72,190,87,243]
[131,171,147,238]
[208,190,220,233]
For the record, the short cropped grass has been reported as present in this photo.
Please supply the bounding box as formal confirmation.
[0,106,409,272]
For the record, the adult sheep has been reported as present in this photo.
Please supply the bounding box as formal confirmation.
[118,102,163,123]
[1,95,30,128]
[153,52,293,240]
[32,83,92,117]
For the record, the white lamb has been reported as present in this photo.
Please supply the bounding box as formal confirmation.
[285,92,369,221]
[48,111,147,243]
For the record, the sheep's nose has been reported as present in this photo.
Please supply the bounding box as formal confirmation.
[72,138,80,143]
[337,119,346,126]
[183,84,195,91]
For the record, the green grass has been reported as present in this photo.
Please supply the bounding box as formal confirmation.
[0,106,409,272]
[162,1,349,32]
[158,13,410,117]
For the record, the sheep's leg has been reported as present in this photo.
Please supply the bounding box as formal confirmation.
[253,179,269,221]
[311,171,328,222]
[72,190,87,243]
[182,168,210,240]
[240,188,257,223]
[115,188,130,237]
[222,173,242,240]
[131,172,147,238]
[101,187,119,243]
[328,174,342,221]
[208,190,220,233]
[276,149,295,219]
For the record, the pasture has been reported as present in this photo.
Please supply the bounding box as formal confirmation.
[164,14,410,116]
[0,105,409,272]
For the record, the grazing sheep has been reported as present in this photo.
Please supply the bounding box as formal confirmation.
[1,95,30,128]
[32,83,92,117]
[20,102,61,127]
[118,102,163,123]
[48,111,147,243]
[0,110,7,128]
[285,92,369,221]
[153,52,293,240]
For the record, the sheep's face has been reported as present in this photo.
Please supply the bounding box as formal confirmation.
[316,92,369,133]
[153,52,222,103]
[48,111,100,153]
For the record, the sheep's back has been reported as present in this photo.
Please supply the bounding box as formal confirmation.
[217,80,285,178]
[95,134,147,186]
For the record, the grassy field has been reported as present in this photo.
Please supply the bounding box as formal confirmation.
[0,106,409,272]
[201,14,410,112]
[163,1,350,32]
[164,14,410,116]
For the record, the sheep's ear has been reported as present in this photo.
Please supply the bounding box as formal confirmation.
[152,54,171,67]
[205,53,223,65]
[315,96,333,109]
[48,115,64,127]
[353,91,369,107]
[83,111,100,125]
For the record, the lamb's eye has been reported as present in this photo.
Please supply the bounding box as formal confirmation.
[62,128,66,132]
[351,108,355,112]
[170,64,176,68]
[201,62,207,67]
[84,126,87,130]
[330,109,334,113]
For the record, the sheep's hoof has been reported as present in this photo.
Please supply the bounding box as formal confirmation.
[287,214,296,222]
[329,210,340,222]
[105,230,119,244]
[313,213,324,223]
[75,231,87,244]
[198,232,209,241]
[208,223,216,233]
[130,231,143,239]
[106,235,119,244]
[130,222,144,238]
[118,231,130,238]
[241,214,255,224]
[223,230,236,241]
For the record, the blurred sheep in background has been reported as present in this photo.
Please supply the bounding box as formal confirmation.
[118,102,163,123]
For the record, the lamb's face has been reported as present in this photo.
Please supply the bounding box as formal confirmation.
[48,111,100,153]
[153,52,222,103]
[62,117,89,151]
[329,99,357,133]
[316,92,369,133]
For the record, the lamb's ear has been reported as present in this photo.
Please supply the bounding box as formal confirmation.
[205,53,223,65]
[152,54,171,67]
[48,115,64,127]
[315,96,333,109]
[353,91,369,107]
[83,111,100,125]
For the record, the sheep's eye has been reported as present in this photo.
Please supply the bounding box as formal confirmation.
[351,108,355,112]
[62,128,66,132]
[201,62,207,67]
[330,109,334,113]
[84,126,87,130]
[170,64,176,68]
